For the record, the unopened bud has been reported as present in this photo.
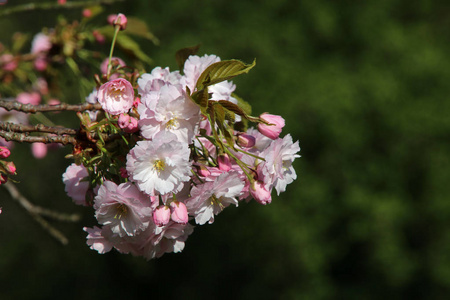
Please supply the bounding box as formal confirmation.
[236,133,256,148]
[0,174,7,185]
[217,153,232,172]
[4,161,16,175]
[153,205,170,226]
[250,181,272,205]
[0,146,10,159]
[108,13,128,30]
[169,201,188,224]
[258,113,285,140]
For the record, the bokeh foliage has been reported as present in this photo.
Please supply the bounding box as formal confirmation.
[1,0,449,299]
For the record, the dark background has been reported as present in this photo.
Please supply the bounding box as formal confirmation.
[1,0,450,299]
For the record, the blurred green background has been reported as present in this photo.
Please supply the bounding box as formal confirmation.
[1,0,450,299]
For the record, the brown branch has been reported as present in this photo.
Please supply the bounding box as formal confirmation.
[3,181,81,245]
[0,121,77,135]
[0,100,103,113]
[0,130,76,145]
[0,0,126,17]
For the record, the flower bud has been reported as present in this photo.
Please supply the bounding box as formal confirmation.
[93,30,105,44]
[196,165,211,177]
[236,133,256,148]
[132,97,141,108]
[0,54,18,72]
[34,57,48,71]
[4,161,16,175]
[0,174,7,185]
[0,146,10,159]
[218,153,232,172]
[118,113,138,133]
[250,181,272,205]
[153,205,170,226]
[169,201,188,224]
[119,167,128,178]
[108,13,128,30]
[82,8,92,18]
[257,113,285,140]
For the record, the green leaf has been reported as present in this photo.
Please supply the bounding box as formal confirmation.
[217,100,260,123]
[175,44,201,72]
[125,17,160,45]
[190,88,210,110]
[196,59,256,90]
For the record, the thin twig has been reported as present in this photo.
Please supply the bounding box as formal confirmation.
[0,0,126,17]
[0,100,102,113]
[0,130,76,145]
[3,181,81,245]
[0,121,77,135]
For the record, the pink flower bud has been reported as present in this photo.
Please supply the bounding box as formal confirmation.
[132,96,141,108]
[236,133,256,148]
[100,57,125,78]
[153,205,171,227]
[250,181,272,205]
[58,0,66,5]
[31,142,48,159]
[97,78,134,115]
[218,153,232,172]
[82,8,92,18]
[169,201,188,224]
[196,165,211,177]
[108,13,127,30]
[257,113,285,140]
[0,174,7,185]
[4,161,16,175]
[119,167,128,178]
[0,146,10,159]
[93,30,105,44]
[118,113,138,133]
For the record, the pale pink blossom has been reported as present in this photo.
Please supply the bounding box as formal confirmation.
[16,92,41,105]
[62,163,90,206]
[185,172,244,225]
[138,84,200,143]
[258,113,285,140]
[31,142,47,159]
[94,181,153,237]
[258,134,300,195]
[31,33,52,54]
[97,78,134,115]
[126,131,191,196]
[83,226,113,254]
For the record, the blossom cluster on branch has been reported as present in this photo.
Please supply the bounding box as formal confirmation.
[0,6,300,259]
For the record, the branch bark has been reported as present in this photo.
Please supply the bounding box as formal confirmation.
[0,130,76,145]
[0,100,102,113]
[0,121,77,135]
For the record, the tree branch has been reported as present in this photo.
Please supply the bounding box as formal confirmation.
[0,130,76,145]
[0,121,77,135]
[0,0,126,17]
[3,181,81,245]
[0,100,103,113]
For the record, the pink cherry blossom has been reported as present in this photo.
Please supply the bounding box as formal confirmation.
[97,78,134,115]
[258,113,285,140]
[118,113,138,133]
[83,226,113,254]
[31,33,52,54]
[16,92,41,105]
[62,163,90,206]
[94,181,153,237]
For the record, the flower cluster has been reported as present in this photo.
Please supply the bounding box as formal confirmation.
[62,51,300,260]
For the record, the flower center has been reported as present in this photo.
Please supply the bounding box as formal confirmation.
[165,118,179,130]
[153,159,165,172]
[114,203,128,219]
